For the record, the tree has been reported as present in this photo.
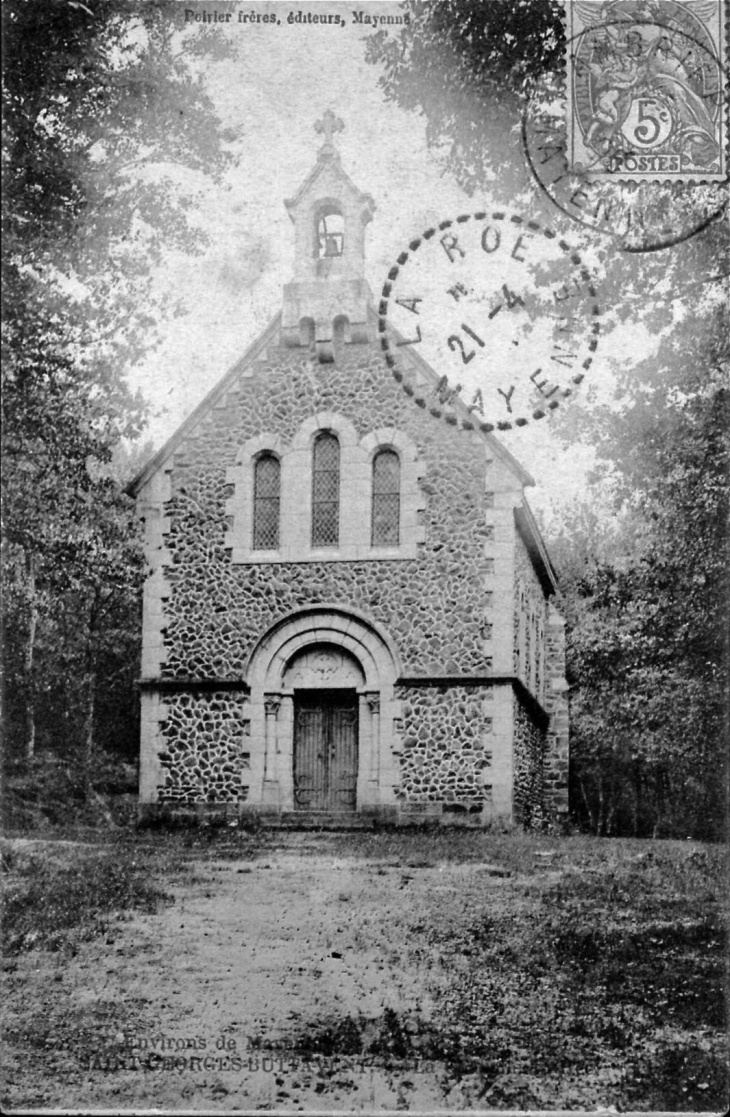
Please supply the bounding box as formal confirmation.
[366,0,730,837]
[1,0,235,779]
[549,292,729,839]
[365,0,563,198]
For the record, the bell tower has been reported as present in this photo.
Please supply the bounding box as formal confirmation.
[282,111,375,362]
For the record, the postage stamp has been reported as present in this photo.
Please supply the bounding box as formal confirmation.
[5,1,728,1115]
[522,74,729,252]
[566,0,727,181]
[379,211,601,431]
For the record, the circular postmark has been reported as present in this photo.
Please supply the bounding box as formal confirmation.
[379,211,601,432]
[522,1,728,251]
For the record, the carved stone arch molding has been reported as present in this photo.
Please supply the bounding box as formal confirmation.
[290,411,361,453]
[247,603,402,689]
[245,605,402,814]
[282,645,365,690]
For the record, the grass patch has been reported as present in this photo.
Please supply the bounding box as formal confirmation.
[2,754,138,832]
[262,837,728,1110]
[1,839,173,955]
[252,1005,436,1063]
[408,840,728,1110]
[2,829,726,1111]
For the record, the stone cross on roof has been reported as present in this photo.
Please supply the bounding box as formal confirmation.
[314,109,344,150]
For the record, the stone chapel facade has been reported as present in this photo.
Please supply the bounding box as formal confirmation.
[130,115,570,829]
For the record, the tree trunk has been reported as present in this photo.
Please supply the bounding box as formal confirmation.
[653,766,669,839]
[578,772,598,834]
[81,593,99,800]
[23,552,38,762]
[606,781,617,836]
[597,771,606,836]
[631,760,641,837]
[81,633,116,826]
[82,671,96,796]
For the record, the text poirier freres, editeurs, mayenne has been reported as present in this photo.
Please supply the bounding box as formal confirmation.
[184,9,411,26]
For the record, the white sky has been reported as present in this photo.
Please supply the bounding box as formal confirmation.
[129,0,646,528]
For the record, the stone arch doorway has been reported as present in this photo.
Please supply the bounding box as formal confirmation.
[245,606,401,815]
[285,645,363,812]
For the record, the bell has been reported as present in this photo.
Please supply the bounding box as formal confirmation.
[323,235,342,257]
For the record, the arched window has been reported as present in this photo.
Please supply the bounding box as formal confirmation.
[311,433,340,547]
[371,449,400,546]
[252,453,280,550]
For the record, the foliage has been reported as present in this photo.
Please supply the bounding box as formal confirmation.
[2,0,235,773]
[412,842,728,1110]
[365,0,730,839]
[1,838,172,954]
[2,831,726,1109]
[2,448,147,776]
[549,294,730,839]
[365,0,563,198]
[230,831,728,1111]
[1,751,139,832]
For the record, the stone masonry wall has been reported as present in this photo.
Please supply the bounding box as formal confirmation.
[137,329,566,821]
[512,697,545,830]
[395,686,493,810]
[157,692,250,806]
[156,337,492,679]
[543,607,570,823]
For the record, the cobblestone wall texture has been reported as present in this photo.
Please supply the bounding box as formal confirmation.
[513,698,546,829]
[544,614,570,820]
[157,692,250,805]
[139,331,566,823]
[160,339,490,679]
[396,686,492,808]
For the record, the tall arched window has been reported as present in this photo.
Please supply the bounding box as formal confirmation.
[311,433,340,547]
[252,453,280,550]
[371,449,400,546]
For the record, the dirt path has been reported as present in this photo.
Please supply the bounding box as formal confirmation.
[3,835,516,1112]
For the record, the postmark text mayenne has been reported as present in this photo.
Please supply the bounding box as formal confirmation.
[380,212,601,432]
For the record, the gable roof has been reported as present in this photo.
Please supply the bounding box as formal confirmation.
[126,307,558,591]
[127,313,282,497]
[514,503,559,596]
[284,152,375,216]
[127,307,534,496]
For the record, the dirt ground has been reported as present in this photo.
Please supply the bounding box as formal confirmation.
[3,833,520,1112]
[2,830,727,1113]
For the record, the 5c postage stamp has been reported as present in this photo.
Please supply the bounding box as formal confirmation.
[566,0,727,180]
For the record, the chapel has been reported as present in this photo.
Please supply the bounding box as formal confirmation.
[130,113,569,829]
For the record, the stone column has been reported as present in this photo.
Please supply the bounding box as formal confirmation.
[489,685,514,822]
[365,693,380,783]
[278,695,295,810]
[357,692,380,808]
[262,694,282,807]
[138,690,168,816]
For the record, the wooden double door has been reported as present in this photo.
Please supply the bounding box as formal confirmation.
[293,689,358,811]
